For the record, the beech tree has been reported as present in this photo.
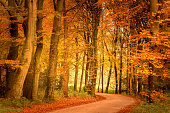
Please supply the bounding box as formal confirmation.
[6,0,37,98]
[44,0,64,99]
[0,0,168,103]
[23,0,44,100]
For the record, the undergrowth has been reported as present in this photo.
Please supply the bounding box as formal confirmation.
[130,93,170,113]
[0,86,93,112]
[68,86,91,98]
[0,97,42,112]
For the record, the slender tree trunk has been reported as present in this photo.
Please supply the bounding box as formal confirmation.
[85,35,90,90]
[98,75,101,92]
[45,0,64,99]
[101,42,104,93]
[138,77,142,95]
[98,53,102,92]
[132,67,137,96]
[0,66,6,97]
[114,37,118,94]
[74,37,78,91]
[126,40,129,95]
[62,0,69,97]
[119,37,123,94]
[126,66,129,95]
[128,37,132,95]
[31,0,44,100]
[105,57,112,93]
[148,63,153,103]
[6,0,37,98]
[84,14,90,90]
[79,52,85,92]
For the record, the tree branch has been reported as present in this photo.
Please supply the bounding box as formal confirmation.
[0,0,12,16]
[0,0,7,8]
[15,0,20,6]
[53,0,57,11]
[19,0,24,6]
[65,0,86,14]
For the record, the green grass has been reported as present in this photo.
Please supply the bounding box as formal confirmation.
[0,97,31,107]
[0,99,24,113]
[0,106,23,113]
[0,97,43,113]
[130,99,170,113]
[68,86,90,97]
[0,86,92,113]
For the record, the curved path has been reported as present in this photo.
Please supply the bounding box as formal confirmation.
[49,93,135,113]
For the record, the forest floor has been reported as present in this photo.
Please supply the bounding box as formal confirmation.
[7,93,137,113]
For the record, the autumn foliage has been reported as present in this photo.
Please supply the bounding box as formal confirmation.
[0,0,169,109]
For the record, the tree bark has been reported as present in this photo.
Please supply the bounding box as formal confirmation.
[147,0,159,103]
[6,0,19,96]
[84,20,90,90]
[114,36,118,94]
[105,57,112,93]
[44,0,64,99]
[101,41,104,93]
[74,37,78,91]
[79,52,85,92]
[62,0,69,97]
[87,1,101,97]
[23,0,44,100]
[6,0,37,98]
[119,37,123,94]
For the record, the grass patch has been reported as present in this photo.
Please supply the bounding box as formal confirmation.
[0,106,23,113]
[130,99,170,113]
[0,97,43,112]
[0,99,24,113]
[0,86,92,113]
[0,97,31,108]
[68,86,90,98]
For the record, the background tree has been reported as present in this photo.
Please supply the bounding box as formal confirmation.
[44,0,64,99]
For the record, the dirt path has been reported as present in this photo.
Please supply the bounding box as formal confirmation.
[49,93,135,113]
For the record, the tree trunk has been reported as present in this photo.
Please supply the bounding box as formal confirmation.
[6,0,37,98]
[132,67,137,96]
[138,77,142,95]
[119,37,123,94]
[114,37,118,94]
[62,0,69,97]
[6,0,19,96]
[101,42,104,93]
[74,37,78,91]
[23,0,44,100]
[105,57,112,93]
[126,55,129,95]
[147,0,159,103]
[79,52,85,92]
[45,0,64,99]
[31,0,44,100]
[98,53,102,92]
[84,27,90,90]
[88,1,101,97]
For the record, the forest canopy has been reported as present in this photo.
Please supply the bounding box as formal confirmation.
[0,0,169,104]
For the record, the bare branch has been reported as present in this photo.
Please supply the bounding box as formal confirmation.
[19,0,24,6]
[53,0,57,11]
[0,0,7,7]
[15,0,20,6]
[65,0,86,14]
